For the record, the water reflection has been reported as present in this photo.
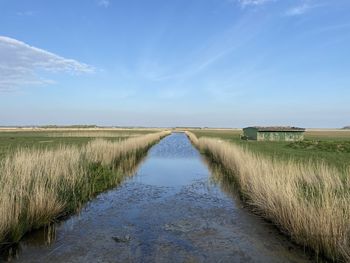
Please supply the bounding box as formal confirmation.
[25,224,57,246]
[134,132,208,187]
[0,146,149,261]
[204,159,241,201]
[0,224,56,261]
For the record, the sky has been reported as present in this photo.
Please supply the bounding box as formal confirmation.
[0,0,349,128]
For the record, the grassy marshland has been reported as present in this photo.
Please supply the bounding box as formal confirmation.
[186,131,350,261]
[189,129,350,170]
[0,128,161,159]
[0,131,170,246]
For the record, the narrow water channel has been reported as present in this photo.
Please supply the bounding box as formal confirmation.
[8,133,313,262]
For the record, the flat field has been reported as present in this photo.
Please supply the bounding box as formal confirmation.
[0,128,160,159]
[188,128,350,170]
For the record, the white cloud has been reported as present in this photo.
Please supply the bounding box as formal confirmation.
[97,0,110,8]
[285,1,324,16]
[237,0,324,16]
[237,0,276,7]
[286,3,310,16]
[0,36,93,91]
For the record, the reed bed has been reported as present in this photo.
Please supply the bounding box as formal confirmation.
[0,131,170,246]
[48,132,142,138]
[186,131,350,262]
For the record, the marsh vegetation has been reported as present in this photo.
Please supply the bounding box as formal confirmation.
[4,133,312,263]
[186,131,350,261]
[189,129,350,170]
[1,128,349,262]
[0,130,169,248]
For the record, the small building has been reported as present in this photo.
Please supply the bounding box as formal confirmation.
[242,126,305,141]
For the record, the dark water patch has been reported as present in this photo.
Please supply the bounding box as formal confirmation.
[5,133,314,262]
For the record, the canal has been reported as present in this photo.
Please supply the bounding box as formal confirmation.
[9,133,312,262]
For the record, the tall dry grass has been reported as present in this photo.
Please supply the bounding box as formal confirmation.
[0,131,170,245]
[186,131,350,261]
[48,131,142,138]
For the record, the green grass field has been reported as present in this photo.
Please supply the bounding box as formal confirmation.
[189,129,350,170]
[0,128,159,159]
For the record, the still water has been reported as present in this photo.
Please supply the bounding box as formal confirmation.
[8,133,313,262]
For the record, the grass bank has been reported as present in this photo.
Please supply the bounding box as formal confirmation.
[189,129,350,170]
[186,131,350,262]
[0,128,160,159]
[0,131,170,247]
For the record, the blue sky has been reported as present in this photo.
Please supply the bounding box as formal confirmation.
[0,0,349,127]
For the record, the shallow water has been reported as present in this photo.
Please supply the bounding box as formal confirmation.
[6,133,313,262]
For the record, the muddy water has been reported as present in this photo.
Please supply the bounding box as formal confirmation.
[8,133,313,262]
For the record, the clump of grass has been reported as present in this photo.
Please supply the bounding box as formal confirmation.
[0,131,170,246]
[186,131,350,261]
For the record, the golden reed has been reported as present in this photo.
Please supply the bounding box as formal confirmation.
[0,131,170,245]
[186,131,350,261]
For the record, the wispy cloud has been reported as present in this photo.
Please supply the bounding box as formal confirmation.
[136,14,265,83]
[286,3,310,16]
[236,0,324,16]
[285,1,324,16]
[97,0,110,8]
[16,11,35,16]
[236,0,276,7]
[0,36,93,91]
